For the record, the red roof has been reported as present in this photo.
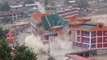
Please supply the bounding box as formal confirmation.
[32,12,48,22]
[6,32,15,43]
[64,16,77,20]
[64,16,91,22]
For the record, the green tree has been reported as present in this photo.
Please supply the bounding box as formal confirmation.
[0,28,11,60]
[0,40,37,60]
[14,45,37,60]
[0,40,11,60]
[0,27,7,39]
[0,0,10,11]
[0,27,37,60]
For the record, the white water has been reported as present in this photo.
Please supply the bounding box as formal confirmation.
[24,28,73,60]
[25,33,72,53]
[25,34,47,54]
[35,2,46,13]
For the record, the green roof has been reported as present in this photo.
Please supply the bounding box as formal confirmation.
[41,13,69,30]
[84,22,98,25]
[80,25,94,28]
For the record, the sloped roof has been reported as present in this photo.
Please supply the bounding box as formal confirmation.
[41,13,69,30]
[64,16,91,22]
[71,24,107,31]
[32,12,48,22]
[90,26,107,31]
[80,25,94,29]
[84,22,98,25]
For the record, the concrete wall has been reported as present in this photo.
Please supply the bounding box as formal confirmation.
[97,49,107,55]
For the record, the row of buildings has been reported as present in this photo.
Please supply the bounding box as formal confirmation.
[31,11,107,50]
[0,3,38,23]
[30,1,107,60]
[31,11,107,60]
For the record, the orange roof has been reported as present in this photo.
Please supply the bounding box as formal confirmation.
[90,26,107,31]
[64,16,77,21]
[71,25,107,31]
[66,55,90,60]
[64,16,91,22]
[32,12,48,22]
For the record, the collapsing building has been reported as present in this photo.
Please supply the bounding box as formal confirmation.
[31,11,107,60]
[31,11,107,49]
[31,12,69,35]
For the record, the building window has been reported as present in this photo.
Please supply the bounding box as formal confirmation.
[97,37,102,43]
[97,44,102,48]
[77,31,80,35]
[82,44,89,48]
[77,43,82,47]
[103,43,107,47]
[97,31,102,36]
[103,31,107,36]
[85,44,89,48]
[82,37,90,43]
[91,38,96,43]
[77,36,80,42]
[103,37,107,42]
[82,31,89,36]
[91,44,96,48]
[91,31,96,37]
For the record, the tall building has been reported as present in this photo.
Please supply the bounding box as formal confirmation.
[70,21,107,49]
[56,6,80,18]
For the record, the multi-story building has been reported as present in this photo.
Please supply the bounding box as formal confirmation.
[70,21,107,49]
[56,6,80,18]
[0,8,23,22]
[31,12,47,35]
